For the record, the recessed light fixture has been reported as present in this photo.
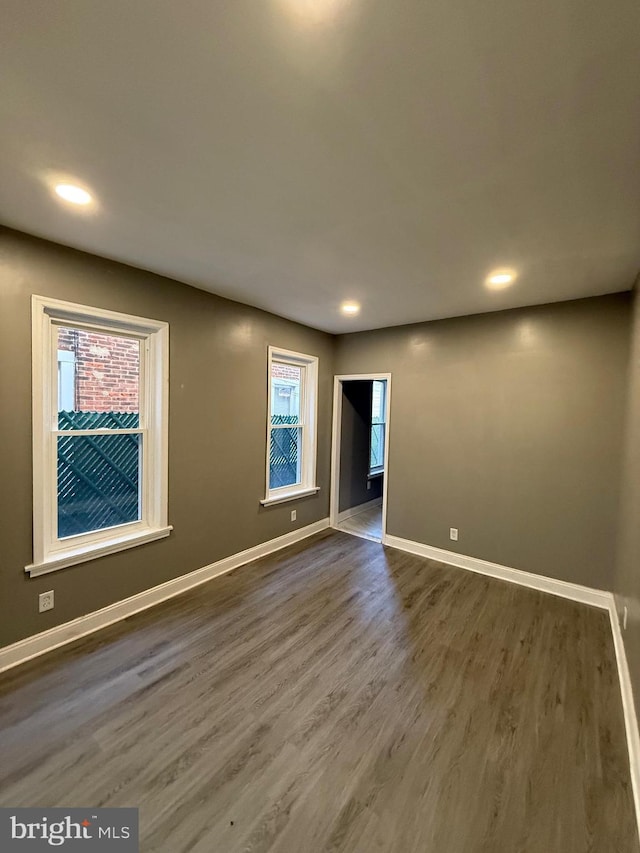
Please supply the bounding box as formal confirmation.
[54,183,93,206]
[340,301,361,316]
[485,268,517,290]
[277,0,347,27]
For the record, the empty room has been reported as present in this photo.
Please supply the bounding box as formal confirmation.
[1,2,640,851]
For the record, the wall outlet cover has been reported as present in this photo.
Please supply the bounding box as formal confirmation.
[449,528,459,541]
[39,590,55,613]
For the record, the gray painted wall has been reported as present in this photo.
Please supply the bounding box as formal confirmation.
[0,228,334,647]
[336,294,631,589]
[338,381,382,513]
[616,288,640,706]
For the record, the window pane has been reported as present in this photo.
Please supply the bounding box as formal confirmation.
[269,427,301,489]
[271,362,301,424]
[370,423,385,470]
[57,433,141,538]
[372,380,385,424]
[370,380,386,471]
[57,326,140,429]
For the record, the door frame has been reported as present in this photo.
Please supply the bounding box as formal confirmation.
[330,373,392,541]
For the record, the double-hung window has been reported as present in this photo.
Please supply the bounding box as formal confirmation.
[27,296,170,576]
[369,379,386,475]
[261,346,319,506]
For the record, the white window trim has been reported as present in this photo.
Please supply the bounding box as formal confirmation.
[26,295,171,577]
[260,346,319,507]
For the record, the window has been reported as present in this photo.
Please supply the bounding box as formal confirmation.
[261,346,319,506]
[57,348,76,411]
[27,296,170,576]
[369,379,386,475]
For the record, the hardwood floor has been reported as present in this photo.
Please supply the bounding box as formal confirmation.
[0,530,637,852]
[337,505,383,542]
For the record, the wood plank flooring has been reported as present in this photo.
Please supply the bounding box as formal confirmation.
[0,530,637,852]
[337,505,383,542]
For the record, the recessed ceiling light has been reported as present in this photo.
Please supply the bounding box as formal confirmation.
[340,301,360,316]
[486,269,517,290]
[277,0,347,27]
[54,183,93,206]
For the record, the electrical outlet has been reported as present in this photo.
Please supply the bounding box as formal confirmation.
[449,528,458,542]
[367,480,372,490]
[624,606,628,630]
[39,590,54,613]
[291,509,297,522]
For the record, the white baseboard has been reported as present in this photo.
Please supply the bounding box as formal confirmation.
[383,534,611,610]
[384,532,640,840]
[337,497,382,524]
[608,600,640,836]
[0,518,330,674]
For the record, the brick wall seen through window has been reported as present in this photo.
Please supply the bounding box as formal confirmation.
[57,328,139,412]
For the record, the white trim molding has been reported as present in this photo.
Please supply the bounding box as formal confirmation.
[1,518,329,674]
[608,601,640,835]
[336,497,382,524]
[383,535,611,609]
[260,486,320,507]
[26,525,173,577]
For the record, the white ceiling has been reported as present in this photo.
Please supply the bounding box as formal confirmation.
[1,1,639,333]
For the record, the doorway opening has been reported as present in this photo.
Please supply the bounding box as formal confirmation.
[330,374,391,543]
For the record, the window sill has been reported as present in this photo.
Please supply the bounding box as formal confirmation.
[368,469,384,480]
[25,525,173,577]
[260,486,320,507]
